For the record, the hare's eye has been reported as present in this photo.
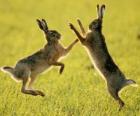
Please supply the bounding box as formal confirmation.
[93,22,96,25]
[51,34,56,37]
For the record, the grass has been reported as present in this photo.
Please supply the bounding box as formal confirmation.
[0,0,140,115]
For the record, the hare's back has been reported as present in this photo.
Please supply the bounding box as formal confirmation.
[19,50,45,64]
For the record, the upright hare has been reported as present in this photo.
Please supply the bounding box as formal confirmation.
[69,5,136,110]
[1,19,78,97]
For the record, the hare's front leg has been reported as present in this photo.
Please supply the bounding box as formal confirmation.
[64,39,78,55]
[49,62,64,74]
[69,23,85,43]
[77,19,86,36]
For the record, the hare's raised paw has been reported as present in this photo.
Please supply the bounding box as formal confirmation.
[75,39,79,43]
[77,18,80,23]
[69,23,75,30]
[59,64,65,74]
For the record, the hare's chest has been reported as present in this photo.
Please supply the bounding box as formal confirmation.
[47,45,64,61]
[54,44,65,56]
[86,32,103,50]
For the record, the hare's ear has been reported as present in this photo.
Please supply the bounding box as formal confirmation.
[41,19,49,31]
[99,4,105,20]
[36,19,44,30]
[96,4,100,18]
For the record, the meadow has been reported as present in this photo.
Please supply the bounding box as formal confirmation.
[0,0,140,115]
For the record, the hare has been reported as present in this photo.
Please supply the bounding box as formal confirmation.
[1,19,78,97]
[69,4,136,110]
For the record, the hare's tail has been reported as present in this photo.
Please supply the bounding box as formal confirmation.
[1,66,21,82]
[1,66,14,74]
[125,79,138,87]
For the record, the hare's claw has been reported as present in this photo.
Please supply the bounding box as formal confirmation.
[59,64,64,74]
[69,23,74,30]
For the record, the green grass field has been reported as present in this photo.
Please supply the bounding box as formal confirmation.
[0,0,140,115]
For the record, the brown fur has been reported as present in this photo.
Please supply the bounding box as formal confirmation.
[1,19,78,97]
[69,5,136,110]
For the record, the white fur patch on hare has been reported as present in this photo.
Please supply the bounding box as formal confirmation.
[1,67,21,82]
[126,79,138,87]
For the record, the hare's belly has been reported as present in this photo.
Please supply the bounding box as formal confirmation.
[31,63,51,76]
[86,48,107,80]
[90,58,107,80]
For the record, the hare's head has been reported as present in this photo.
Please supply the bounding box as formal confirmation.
[37,19,61,43]
[89,4,105,31]
[46,30,61,42]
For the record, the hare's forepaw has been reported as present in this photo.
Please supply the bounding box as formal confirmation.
[69,23,75,30]
[59,64,65,74]
[75,39,79,43]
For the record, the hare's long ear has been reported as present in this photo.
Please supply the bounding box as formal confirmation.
[36,19,44,30]
[41,19,49,32]
[96,4,100,18]
[99,4,105,20]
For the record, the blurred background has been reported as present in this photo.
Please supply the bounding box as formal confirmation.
[0,0,140,115]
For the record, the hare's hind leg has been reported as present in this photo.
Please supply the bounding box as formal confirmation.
[21,75,45,97]
[28,76,36,89]
[108,87,124,111]
[21,77,39,96]
[28,76,45,97]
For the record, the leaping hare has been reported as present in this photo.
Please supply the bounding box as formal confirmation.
[69,4,136,110]
[1,19,78,97]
